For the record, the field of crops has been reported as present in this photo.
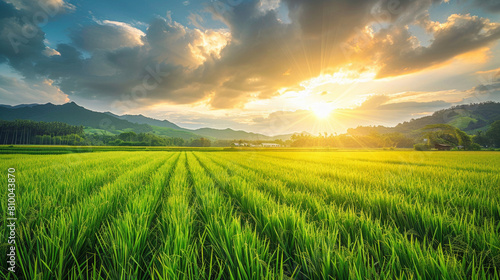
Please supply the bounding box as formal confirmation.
[1,151,499,279]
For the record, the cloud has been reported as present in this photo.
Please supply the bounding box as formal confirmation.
[357,95,390,110]
[473,67,500,94]
[145,18,229,67]
[0,1,47,77]
[345,14,500,78]
[376,100,450,111]
[42,46,61,57]
[474,82,500,93]
[259,0,281,12]
[5,0,75,15]
[0,75,69,104]
[474,0,500,13]
[71,20,145,51]
[0,0,73,78]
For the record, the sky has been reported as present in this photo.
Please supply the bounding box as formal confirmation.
[1,0,500,135]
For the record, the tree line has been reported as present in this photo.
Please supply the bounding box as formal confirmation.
[0,120,213,147]
[0,120,84,145]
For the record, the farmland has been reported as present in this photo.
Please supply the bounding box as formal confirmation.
[1,150,499,279]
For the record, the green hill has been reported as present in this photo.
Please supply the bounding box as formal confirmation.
[0,102,152,133]
[348,102,500,136]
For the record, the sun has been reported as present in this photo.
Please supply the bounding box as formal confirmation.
[311,103,334,119]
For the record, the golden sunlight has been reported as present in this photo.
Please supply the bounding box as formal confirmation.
[310,102,335,119]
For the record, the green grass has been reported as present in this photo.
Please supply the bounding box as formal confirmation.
[1,151,499,279]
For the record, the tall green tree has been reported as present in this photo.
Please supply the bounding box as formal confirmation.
[486,120,500,147]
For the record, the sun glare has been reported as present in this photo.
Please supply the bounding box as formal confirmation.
[311,103,334,119]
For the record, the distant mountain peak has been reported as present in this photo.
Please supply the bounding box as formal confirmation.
[63,101,81,107]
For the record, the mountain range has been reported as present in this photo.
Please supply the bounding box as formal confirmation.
[1,101,499,140]
[0,102,294,141]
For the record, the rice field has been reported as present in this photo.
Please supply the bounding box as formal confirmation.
[1,150,499,279]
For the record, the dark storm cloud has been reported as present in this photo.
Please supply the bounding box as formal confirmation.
[1,0,500,109]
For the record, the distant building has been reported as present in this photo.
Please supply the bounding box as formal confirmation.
[261,143,280,147]
[233,142,250,147]
[435,143,452,151]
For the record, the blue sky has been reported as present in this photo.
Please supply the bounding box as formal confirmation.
[1,0,500,134]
